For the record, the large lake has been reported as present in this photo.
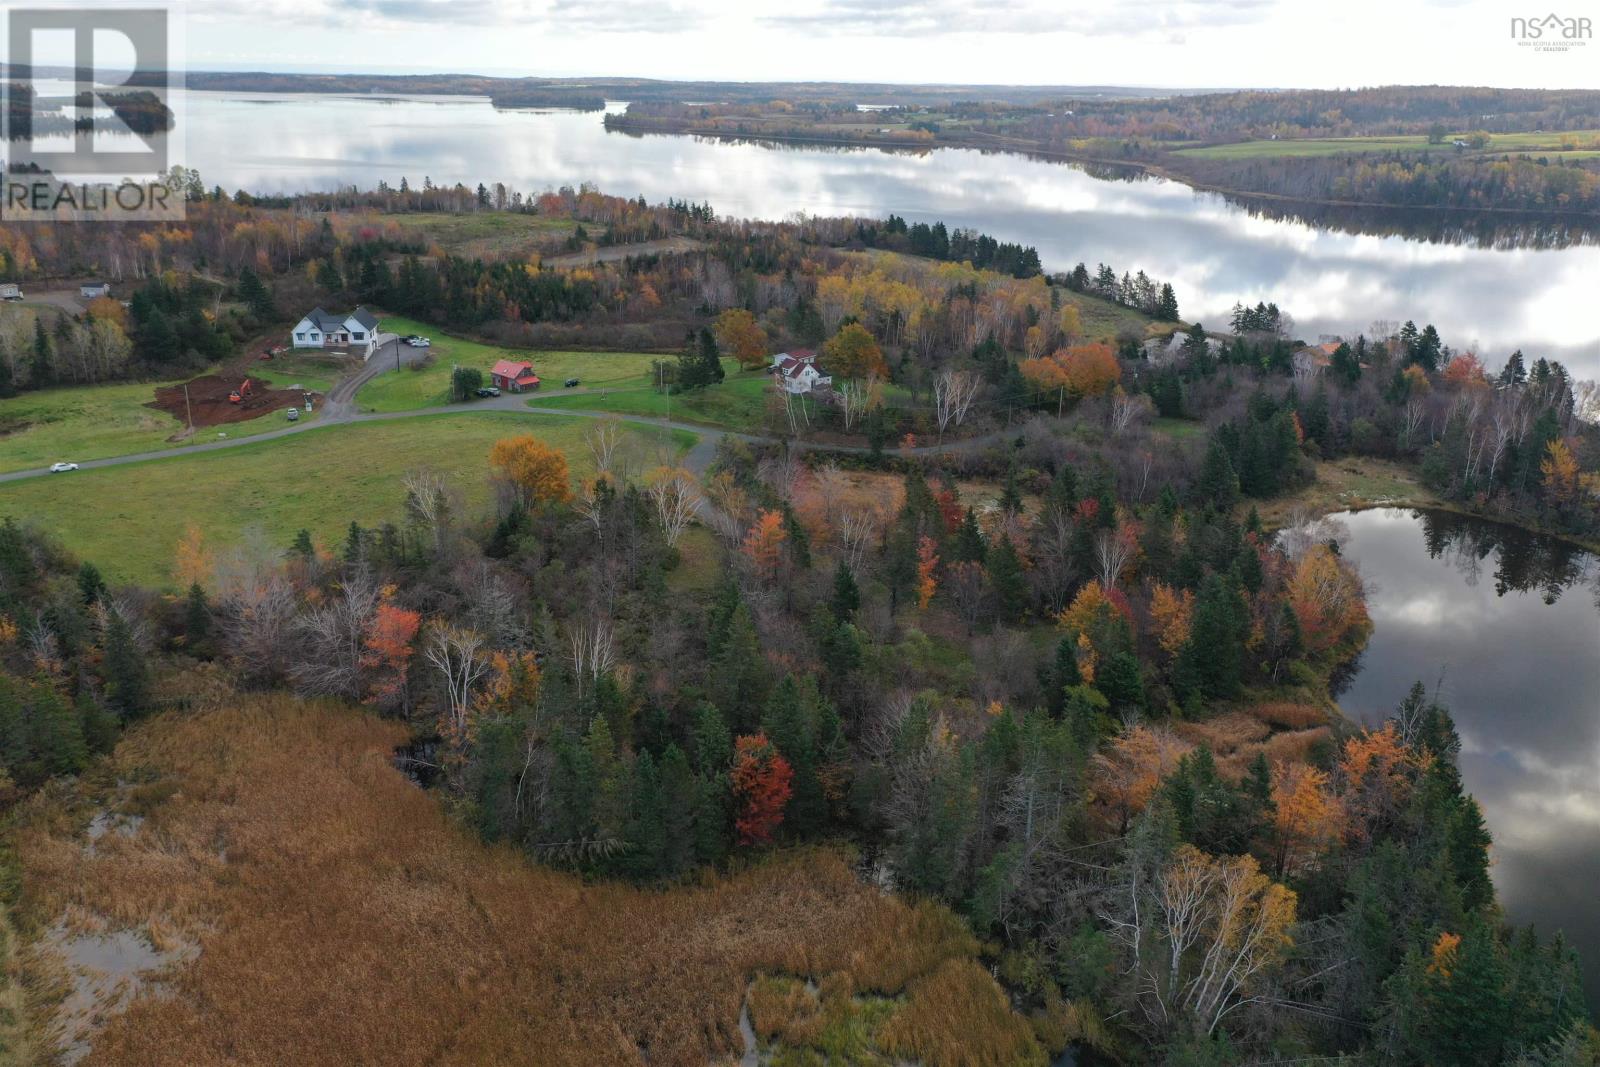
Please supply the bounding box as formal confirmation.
[1335,509,1600,1003]
[163,90,1600,378]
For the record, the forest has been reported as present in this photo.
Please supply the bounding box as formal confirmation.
[1,179,1599,1062]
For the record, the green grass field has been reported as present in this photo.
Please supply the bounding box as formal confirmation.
[359,315,665,412]
[1151,416,1205,439]
[0,381,189,473]
[529,365,774,431]
[378,212,579,258]
[0,413,696,586]
[249,352,347,395]
[1175,130,1600,161]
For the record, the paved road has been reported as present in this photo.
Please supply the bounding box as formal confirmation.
[0,347,1008,485]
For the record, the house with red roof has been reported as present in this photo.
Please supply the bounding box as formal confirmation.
[490,359,541,392]
[770,349,832,395]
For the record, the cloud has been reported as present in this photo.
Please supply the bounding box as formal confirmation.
[760,0,1280,37]
[192,0,712,34]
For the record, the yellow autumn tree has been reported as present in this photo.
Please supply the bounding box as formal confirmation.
[489,435,573,509]
[1540,438,1580,510]
[1148,581,1195,660]
[174,522,214,590]
[1286,544,1368,653]
[915,535,939,610]
[821,323,887,381]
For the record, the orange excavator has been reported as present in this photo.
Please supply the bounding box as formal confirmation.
[228,378,254,404]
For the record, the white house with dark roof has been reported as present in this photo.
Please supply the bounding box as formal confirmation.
[771,349,832,395]
[291,307,382,355]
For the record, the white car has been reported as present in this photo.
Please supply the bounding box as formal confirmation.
[406,337,431,348]
[49,462,79,473]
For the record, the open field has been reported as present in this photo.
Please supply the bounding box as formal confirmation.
[379,211,580,258]
[0,413,695,586]
[530,366,772,431]
[5,697,1044,1066]
[0,378,334,475]
[359,315,664,412]
[1252,455,1444,531]
[1174,129,1600,160]
[0,382,189,474]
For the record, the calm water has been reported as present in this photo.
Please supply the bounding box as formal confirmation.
[1335,508,1600,1002]
[159,90,1600,378]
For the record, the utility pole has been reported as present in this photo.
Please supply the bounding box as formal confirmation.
[183,382,193,432]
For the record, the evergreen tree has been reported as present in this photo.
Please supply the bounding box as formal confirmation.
[102,607,150,718]
[76,562,106,605]
[183,582,211,644]
[291,528,315,560]
[830,562,860,622]
[986,537,1026,622]
[1175,574,1247,699]
[954,508,987,563]
[31,318,53,389]
[1197,438,1241,511]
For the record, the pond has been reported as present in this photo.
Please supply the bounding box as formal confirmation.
[153,90,1600,379]
[1333,508,1600,1003]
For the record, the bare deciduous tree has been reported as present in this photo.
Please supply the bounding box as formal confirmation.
[933,368,981,439]
[568,617,617,700]
[424,623,493,740]
[290,566,381,700]
[646,466,703,548]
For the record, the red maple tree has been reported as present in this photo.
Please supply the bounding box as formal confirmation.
[731,732,793,846]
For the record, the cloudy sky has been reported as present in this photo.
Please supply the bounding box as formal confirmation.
[171,0,1594,88]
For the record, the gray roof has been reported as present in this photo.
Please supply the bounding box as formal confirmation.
[303,306,379,332]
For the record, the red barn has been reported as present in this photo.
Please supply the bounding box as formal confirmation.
[490,359,541,392]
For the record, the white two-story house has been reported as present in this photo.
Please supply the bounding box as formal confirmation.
[771,349,832,395]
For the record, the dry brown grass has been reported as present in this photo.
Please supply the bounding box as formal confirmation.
[10,697,1027,1067]
[877,959,1047,1067]
[1172,712,1270,755]
[1217,727,1336,780]
[1250,702,1331,730]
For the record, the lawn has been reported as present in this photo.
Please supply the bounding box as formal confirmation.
[359,315,664,412]
[247,351,348,395]
[0,412,695,586]
[1151,416,1205,439]
[0,382,189,474]
[528,364,773,431]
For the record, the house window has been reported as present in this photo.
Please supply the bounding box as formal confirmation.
[351,331,364,341]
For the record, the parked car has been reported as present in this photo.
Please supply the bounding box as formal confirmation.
[406,337,432,348]
[475,386,502,398]
[564,377,581,388]
[49,462,79,473]
[286,407,300,422]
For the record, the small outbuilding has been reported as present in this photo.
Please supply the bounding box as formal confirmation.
[491,359,541,392]
[79,281,110,299]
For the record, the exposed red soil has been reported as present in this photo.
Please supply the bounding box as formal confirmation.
[147,375,317,434]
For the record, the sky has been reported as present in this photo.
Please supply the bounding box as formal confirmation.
[159,0,1594,89]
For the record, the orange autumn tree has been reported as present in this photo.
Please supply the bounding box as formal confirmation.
[731,733,794,845]
[489,435,573,509]
[713,308,769,370]
[1019,343,1121,401]
[1090,724,1191,832]
[1339,723,1427,843]
[915,535,939,610]
[742,509,787,579]
[1286,544,1369,653]
[1270,762,1343,877]
[360,588,421,711]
